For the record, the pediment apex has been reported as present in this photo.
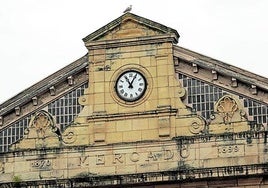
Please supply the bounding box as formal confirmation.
[82,12,180,44]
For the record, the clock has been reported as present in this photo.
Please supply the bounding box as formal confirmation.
[115,70,147,102]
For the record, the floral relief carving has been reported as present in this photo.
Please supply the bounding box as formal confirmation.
[29,110,57,139]
[216,96,238,124]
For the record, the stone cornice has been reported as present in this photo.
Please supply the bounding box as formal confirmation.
[85,34,177,50]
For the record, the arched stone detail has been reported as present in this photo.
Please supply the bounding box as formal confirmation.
[28,110,57,139]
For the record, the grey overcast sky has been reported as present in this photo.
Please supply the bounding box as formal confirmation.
[0,0,268,103]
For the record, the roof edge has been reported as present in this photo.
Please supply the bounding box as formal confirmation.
[174,45,268,90]
[0,55,88,115]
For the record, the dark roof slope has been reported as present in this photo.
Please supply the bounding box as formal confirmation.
[174,45,268,91]
[0,55,88,115]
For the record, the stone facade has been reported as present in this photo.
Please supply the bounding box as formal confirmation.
[0,13,267,187]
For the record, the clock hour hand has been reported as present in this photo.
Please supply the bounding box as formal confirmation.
[124,76,132,88]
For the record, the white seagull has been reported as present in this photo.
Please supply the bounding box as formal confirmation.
[123,5,132,13]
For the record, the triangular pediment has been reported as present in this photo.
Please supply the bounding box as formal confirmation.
[82,12,179,43]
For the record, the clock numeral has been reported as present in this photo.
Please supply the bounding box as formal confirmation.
[120,80,124,83]
[120,89,124,94]
[135,92,138,96]
[138,78,142,81]
[138,88,143,92]
[139,83,144,86]
[119,85,123,88]
[124,93,128,97]
[130,94,133,98]
[129,73,133,77]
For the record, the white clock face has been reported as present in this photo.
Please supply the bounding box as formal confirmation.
[115,70,147,102]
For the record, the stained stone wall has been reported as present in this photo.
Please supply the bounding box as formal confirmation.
[0,13,267,187]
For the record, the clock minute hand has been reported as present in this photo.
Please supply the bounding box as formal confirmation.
[129,73,137,88]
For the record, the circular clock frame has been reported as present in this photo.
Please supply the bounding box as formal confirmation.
[115,70,147,102]
[110,64,152,106]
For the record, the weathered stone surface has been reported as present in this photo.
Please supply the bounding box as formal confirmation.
[0,12,266,187]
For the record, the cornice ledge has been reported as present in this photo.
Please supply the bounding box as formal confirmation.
[85,34,177,50]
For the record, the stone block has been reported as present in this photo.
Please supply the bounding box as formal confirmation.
[245,143,259,156]
[104,67,115,81]
[93,70,105,81]
[141,129,158,141]
[89,166,116,175]
[120,51,131,59]
[148,65,157,78]
[157,76,169,87]
[14,161,30,173]
[158,161,178,171]
[145,99,158,110]
[116,119,132,132]
[116,164,136,174]
[132,118,149,130]
[93,104,105,112]
[105,102,118,113]
[68,168,89,178]
[140,56,151,67]
[19,172,40,181]
[53,157,67,170]
[158,99,171,107]
[157,64,168,76]
[121,57,140,65]
[94,54,106,62]
[105,122,116,132]
[94,133,105,142]
[93,48,105,55]
[93,93,105,104]
[137,163,158,173]
[130,51,148,58]
[148,117,158,129]
[3,162,13,174]
[123,131,142,142]
[148,89,158,100]
[158,87,170,98]
[94,82,104,93]
[106,132,123,143]
[199,143,218,159]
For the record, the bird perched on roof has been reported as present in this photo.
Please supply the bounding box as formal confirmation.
[123,5,132,13]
